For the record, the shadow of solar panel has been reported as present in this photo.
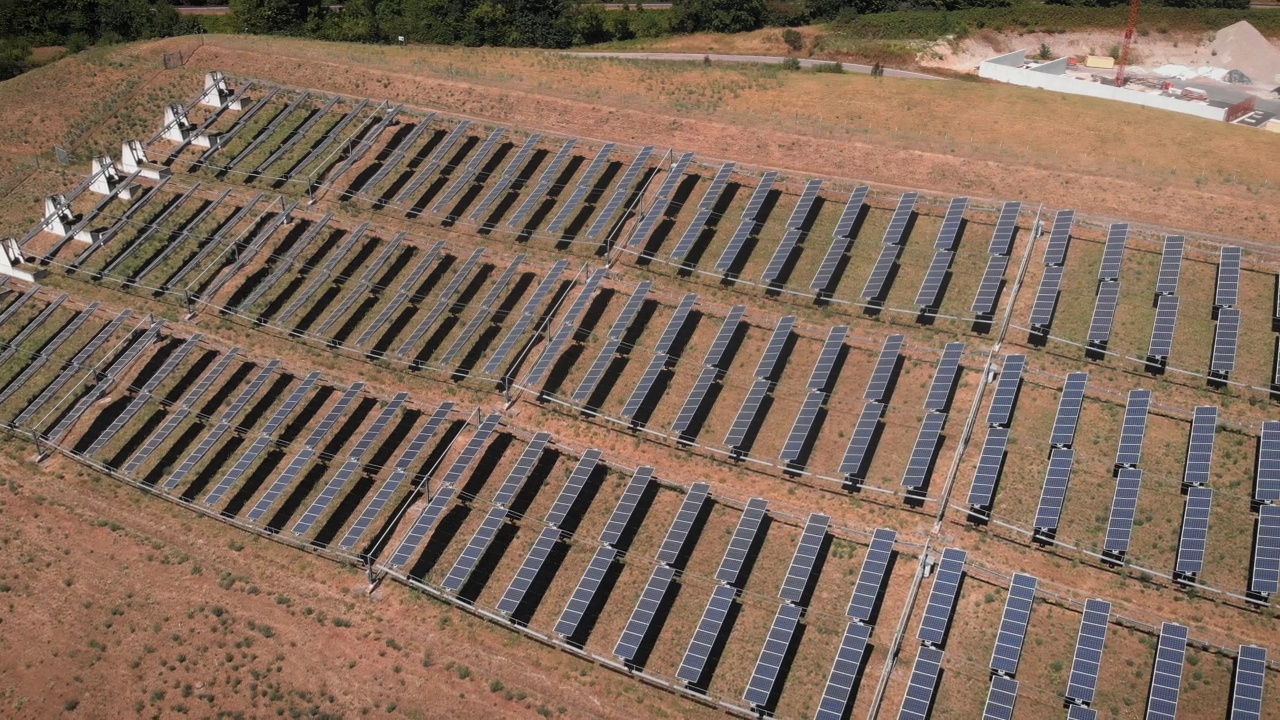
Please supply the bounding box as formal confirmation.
[671,163,734,260]
[1174,486,1213,577]
[357,241,442,348]
[985,355,1025,428]
[600,467,653,547]
[1231,644,1267,720]
[1114,389,1151,468]
[1216,246,1242,310]
[703,305,745,370]
[902,413,946,491]
[762,227,802,284]
[1087,281,1120,350]
[861,243,901,302]
[1146,622,1188,720]
[848,528,896,623]
[1102,468,1143,560]
[615,564,676,662]
[386,401,453,468]
[898,645,944,720]
[526,267,607,387]
[743,171,778,222]
[671,366,718,436]
[1066,598,1111,707]
[915,249,954,309]
[555,546,617,638]
[990,573,1037,677]
[1029,265,1064,332]
[545,449,603,528]
[744,602,803,708]
[918,547,966,647]
[441,254,524,365]
[433,127,505,214]
[45,320,164,444]
[1051,373,1088,448]
[676,583,736,685]
[547,142,614,233]
[442,506,508,593]
[1043,209,1074,266]
[85,332,201,457]
[814,188,868,293]
[276,223,370,326]
[292,457,363,535]
[781,390,825,463]
[657,482,710,566]
[507,138,578,228]
[716,497,768,587]
[122,349,239,477]
[882,192,918,246]
[988,201,1022,256]
[808,326,848,392]
[1098,223,1128,281]
[1155,235,1185,296]
[1033,448,1075,536]
[354,112,431,195]
[386,483,456,569]
[396,246,486,358]
[841,401,884,478]
[1147,294,1179,363]
[235,213,334,313]
[586,145,652,238]
[482,259,569,374]
[1183,406,1216,488]
[1211,308,1241,378]
[865,334,904,402]
[815,621,872,720]
[967,427,1009,510]
[972,255,1010,316]
[441,413,503,486]
[780,513,828,604]
[983,675,1019,720]
[497,525,561,615]
[1257,422,1280,504]
[315,236,404,338]
[925,342,964,412]
[1252,504,1280,595]
[621,353,665,420]
[492,431,550,508]
[470,132,542,220]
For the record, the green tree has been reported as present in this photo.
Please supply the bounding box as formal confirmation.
[670,0,767,33]
[0,37,31,81]
[230,0,319,34]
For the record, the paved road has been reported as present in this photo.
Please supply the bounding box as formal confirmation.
[566,51,943,80]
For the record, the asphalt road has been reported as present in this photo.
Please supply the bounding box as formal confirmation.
[566,51,943,80]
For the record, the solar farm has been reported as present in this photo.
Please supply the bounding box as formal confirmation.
[4,69,1280,719]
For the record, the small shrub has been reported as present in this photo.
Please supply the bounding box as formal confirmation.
[456,665,471,680]
[421,649,435,668]
[64,699,79,711]
[1037,42,1053,60]
[813,61,843,73]
[781,57,801,71]
[1108,44,1121,60]
[783,28,803,51]
[489,679,504,693]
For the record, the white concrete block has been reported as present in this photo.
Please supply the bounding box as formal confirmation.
[0,238,41,282]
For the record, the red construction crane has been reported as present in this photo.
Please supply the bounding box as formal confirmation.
[1115,0,1142,86]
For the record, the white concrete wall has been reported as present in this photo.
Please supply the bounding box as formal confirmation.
[979,53,1227,122]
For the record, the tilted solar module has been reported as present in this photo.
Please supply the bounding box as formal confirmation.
[676,583,737,685]
[291,456,367,535]
[1043,209,1074,266]
[656,482,710,566]
[620,352,666,420]
[725,377,771,450]
[815,621,873,720]
[743,602,803,708]
[813,185,870,294]
[1103,468,1144,559]
[655,293,697,356]
[1147,294,1180,363]
[755,315,796,380]
[441,506,508,592]
[1087,281,1121,350]
[670,162,735,260]
[761,226,803,284]
[1068,706,1099,720]
[545,449,603,528]
[440,413,503,487]
[626,150,693,246]
[1065,598,1111,707]
[393,119,472,206]
[808,326,848,392]
[356,240,443,348]
[988,201,1022,256]
[44,320,165,444]
[967,427,1009,510]
[524,267,608,387]
[1114,389,1151,469]
[1175,486,1213,577]
[469,132,543,221]
[985,355,1025,428]
[303,383,365,447]
[865,334,905,402]
[1183,405,1217,488]
[507,138,579,228]
[1216,246,1242,310]
[496,526,561,614]
[84,331,201,457]
[917,547,966,647]
[670,365,718,436]
[358,115,434,195]
[547,142,616,234]
[742,171,778,222]
[1028,265,1064,333]
[1211,307,1241,378]
[394,246,487,359]
[703,305,745,370]
[1251,504,1280,595]
[925,342,965,412]
[11,302,120,426]
[1051,372,1088,448]
[1146,622,1188,720]
[554,546,617,638]
[1155,235,1185,296]
[313,235,404,337]
[614,564,676,661]
[834,185,870,239]
[915,249,954,309]
[1033,448,1076,535]
[781,390,825,463]
[236,211,334,313]
[586,145,654,239]
[779,513,829,604]
[274,222,370,326]
[599,466,653,547]
[934,197,969,251]
[861,243,902,302]
[898,646,944,720]
[982,676,1019,720]
[244,445,314,523]
[432,126,507,214]
[440,253,524,365]
[0,304,98,408]
[714,173,778,272]
[716,497,769,587]
[348,392,408,461]
[386,484,457,570]
[491,431,551,508]
[971,254,1010,317]
[1257,421,1280,504]
[1098,223,1128,281]
[840,401,885,478]
[1231,645,1268,720]
[882,192,919,246]
[990,573,1037,677]
[847,527,897,623]
[481,258,570,375]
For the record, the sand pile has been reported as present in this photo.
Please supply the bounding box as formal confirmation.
[1210,21,1280,86]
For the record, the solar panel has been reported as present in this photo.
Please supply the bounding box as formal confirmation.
[1098,223,1128,281]
[781,390,825,463]
[1029,265,1064,333]
[440,254,524,365]
[304,382,364,447]
[743,171,778,222]
[547,143,615,233]
[545,449,603,528]
[441,506,507,592]
[274,222,370,325]
[284,98,370,180]
[761,226,802,284]
[805,326,848,393]
[655,293,697,356]
[848,528,896,623]
[71,179,168,267]
[780,513,829,604]
[1155,235,1185,296]
[394,119,472,206]
[1141,296,1180,366]
[440,413,502,487]
[725,377,771,450]
[614,564,677,661]
[221,92,312,169]
[861,243,901,302]
[600,466,653,547]
[251,96,340,175]
[898,646,944,720]
[754,315,795,380]
[918,547,966,646]
[44,320,165,444]
[815,621,873,720]
[157,192,263,292]
[586,145,653,239]
[915,249,954,309]
[866,334,904,402]
[925,342,964,412]
[468,132,542,220]
[1087,281,1121,351]
[1174,486,1213,577]
[1101,468,1144,560]
[1146,622,1189,720]
[11,303,119,426]
[554,546,617,638]
[1068,706,1098,720]
[100,182,201,279]
[656,482,710,566]
[385,484,457,570]
[481,258,570,375]
[1066,598,1111,707]
[744,602,803,708]
[716,497,768,587]
[432,126,506,214]
[621,353,666,421]
[882,192,918,246]
[982,676,1019,720]
[357,241,443,348]
[83,332,201,457]
[990,573,1037,676]
[0,303,97,407]
[1033,448,1076,536]
[1211,307,1241,378]
[487,431,550,509]
[840,401,885,478]
[348,112,432,194]
[1216,246,1241,310]
[1231,645,1267,720]
[626,150,692,246]
[525,266,607,386]
[703,304,746,370]
[395,246,486,359]
[292,456,367,534]
[1258,421,1280,504]
[1113,388,1152,469]
[508,138,579,228]
[671,365,718,436]
[236,212,334,312]
[1043,209,1074,266]
[1252,504,1280,595]
[988,201,1022,256]
[972,254,1010,316]
[715,173,776,272]
[834,185,869,239]
[967,427,1009,510]
[314,235,405,337]
[1180,405,1217,489]
[984,355,1025,428]
[496,525,561,614]
[670,162,734,260]
[676,583,737,685]
[396,404,454,473]
[1051,372,1088,448]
